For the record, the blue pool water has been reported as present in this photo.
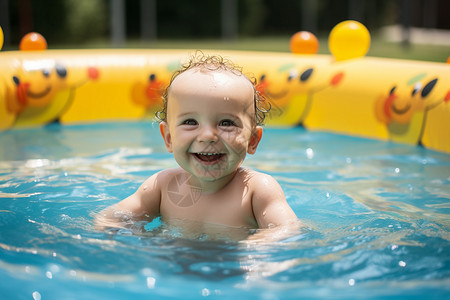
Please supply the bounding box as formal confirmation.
[0,122,449,300]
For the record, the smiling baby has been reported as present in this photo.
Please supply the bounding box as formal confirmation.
[95,53,298,239]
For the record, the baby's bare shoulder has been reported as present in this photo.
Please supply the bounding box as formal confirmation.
[238,168,280,190]
[151,167,184,184]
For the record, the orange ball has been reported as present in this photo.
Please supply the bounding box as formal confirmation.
[447,56,450,64]
[20,32,47,51]
[290,31,319,54]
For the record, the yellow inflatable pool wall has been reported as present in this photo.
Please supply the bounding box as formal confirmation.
[0,49,449,153]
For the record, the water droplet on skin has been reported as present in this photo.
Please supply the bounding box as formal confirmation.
[143,186,148,190]
[262,211,267,216]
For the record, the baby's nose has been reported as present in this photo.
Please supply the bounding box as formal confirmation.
[198,125,219,143]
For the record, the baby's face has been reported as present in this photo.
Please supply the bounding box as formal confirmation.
[160,67,262,183]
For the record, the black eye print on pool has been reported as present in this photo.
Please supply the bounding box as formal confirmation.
[389,86,396,95]
[55,64,67,78]
[300,68,313,82]
[260,74,266,82]
[421,78,438,98]
[411,83,422,97]
[42,69,51,78]
[287,73,295,82]
[149,74,156,82]
[13,76,20,85]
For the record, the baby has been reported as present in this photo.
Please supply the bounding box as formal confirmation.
[96,53,298,239]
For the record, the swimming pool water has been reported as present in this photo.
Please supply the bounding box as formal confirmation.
[0,122,449,299]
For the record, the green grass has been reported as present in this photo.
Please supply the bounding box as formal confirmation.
[4,35,449,63]
[129,37,450,63]
[365,40,449,63]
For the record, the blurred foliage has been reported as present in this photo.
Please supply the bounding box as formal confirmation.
[8,0,108,44]
[240,0,268,36]
[2,0,449,63]
[5,0,402,44]
[64,0,108,42]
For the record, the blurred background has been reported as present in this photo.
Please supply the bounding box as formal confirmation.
[0,0,449,62]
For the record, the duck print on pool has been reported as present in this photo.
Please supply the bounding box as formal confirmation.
[4,61,99,128]
[256,63,344,126]
[375,73,450,145]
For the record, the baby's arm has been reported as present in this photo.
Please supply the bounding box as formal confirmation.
[94,172,162,230]
[252,173,297,227]
[249,173,300,241]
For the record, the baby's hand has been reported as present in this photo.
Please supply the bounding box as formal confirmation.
[243,220,303,244]
[94,205,144,231]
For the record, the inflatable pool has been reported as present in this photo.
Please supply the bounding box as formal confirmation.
[1,49,449,153]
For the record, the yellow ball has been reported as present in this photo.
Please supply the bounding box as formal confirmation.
[328,20,370,61]
[0,26,4,51]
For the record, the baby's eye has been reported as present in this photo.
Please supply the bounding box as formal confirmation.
[219,119,236,127]
[182,119,198,126]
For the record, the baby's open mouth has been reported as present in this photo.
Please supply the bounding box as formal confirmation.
[193,153,225,163]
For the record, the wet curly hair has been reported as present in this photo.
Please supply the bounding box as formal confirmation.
[156,51,270,126]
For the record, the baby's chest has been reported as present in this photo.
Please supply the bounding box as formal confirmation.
[159,187,256,227]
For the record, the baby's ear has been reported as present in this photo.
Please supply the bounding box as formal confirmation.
[159,122,173,153]
[248,126,263,155]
